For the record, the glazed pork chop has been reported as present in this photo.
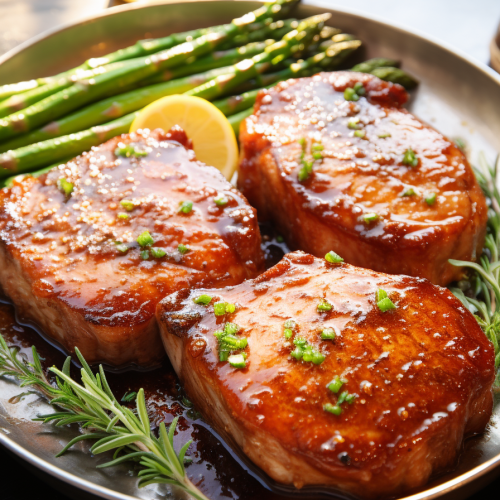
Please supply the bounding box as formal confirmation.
[238,72,488,286]
[157,251,494,499]
[0,128,264,367]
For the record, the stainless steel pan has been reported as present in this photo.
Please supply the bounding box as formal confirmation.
[0,1,499,499]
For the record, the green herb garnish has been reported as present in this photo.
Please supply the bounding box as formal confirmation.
[114,144,148,158]
[117,212,130,220]
[327,376,346,393]
[150,247,166,258]
[425,193,437,206]
[178,201,193,214]
[402,148,418,167]
[402,187,417,197]
[362,212,379,224]
[137,231,154,247]
[325,250,344,264]
[228,354,246,369]
[378,132,391,138]
[57,178,74,197]
[120,199,135,212]
[177,244,190,255]
[323,403,342,415]
[115,242,128,254]
[347,118,361,130]
[140,250,150,260]
[321,328,336,340]
[344,87,359,101]
[376,288,396,312]
[193,294,212,305]
[317,299,333,312]
[214,195,228,207]
[354,130,366,138]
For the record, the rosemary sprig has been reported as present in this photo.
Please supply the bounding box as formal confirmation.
[0,336,208,500]
[449,153,500,388]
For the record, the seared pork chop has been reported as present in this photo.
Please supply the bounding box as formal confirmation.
[157,251,494,499]
[238,72,488,286]
[0,128,264,366]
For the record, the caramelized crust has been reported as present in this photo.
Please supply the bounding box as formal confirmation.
[238,72,488,286]
[157,252,494,499]
[0,128,264,366]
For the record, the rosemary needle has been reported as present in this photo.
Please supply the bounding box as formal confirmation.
[0,337,209,500]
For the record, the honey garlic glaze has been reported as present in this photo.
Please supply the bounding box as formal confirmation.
[238,72,487,286]
[157,252,495,499]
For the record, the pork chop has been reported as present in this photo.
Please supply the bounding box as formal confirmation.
[157,251,494,499]
[238,72,488,286]
[0,127,264,367]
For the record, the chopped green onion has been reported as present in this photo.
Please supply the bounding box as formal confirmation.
[312,143,324,152]
[224,323,240,335]
[311,351,325,365]
[344,87,359,101]
[214,195,228,207]
[178,200,193,214]
[214,302,227,316]
[115,242,128,254]
[225,303,236,314]
[362,212,379,224]
[347,118,361,130]
[345,394,357,404]
[115,144,148,158]
[137,230,154,247]
[223,335,247,349]
[290,347,303,360]
[354,130,366,138]
[284,328,293,339]
[325,250,344,264]
[353,82,366,96]
[178,243,190,255]
[228,353,246,369]
[402,148,418,167]
[293,337,307,347]
[150,247,166,258]
[376,289,396,312]
[284,319,297,329]
[298,137,306,148]
[193,294,212,305]
[298,160,313,182]
[402,187,416,197]
[57,178,74,196]
[378,132,391,139]
[120,199,135,212]
[321,327,336,340]
[312,152,323,160]
[337,391,349,405]
[327,376,346,394]
[219,350,229,362]
[140,250,150,260]
[324,403,342,415]
[425,193,437,206]
[377,297,396,312]
[117,212,130,220]
[317,299,333,312]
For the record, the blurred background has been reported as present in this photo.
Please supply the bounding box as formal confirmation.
[0,0,499,67]
[0,0,499,499]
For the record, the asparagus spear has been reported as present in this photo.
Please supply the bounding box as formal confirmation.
[351,58,400,72]
[187,14,331,101]
[0,0,298,102]
[0,62,128,119]
[229,108,254,134]
[212,89,262,116]
[0,1,300,142]
[350,58,418,90]
[0,66,237,153]
[369,67,419,89]
[0,112,138,177]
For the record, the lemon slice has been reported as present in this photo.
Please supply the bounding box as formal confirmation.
[130,95,239,180]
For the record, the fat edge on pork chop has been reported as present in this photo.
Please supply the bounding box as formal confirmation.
[157,251,494,499]
[238,72,488,286]
[0,127,264,366]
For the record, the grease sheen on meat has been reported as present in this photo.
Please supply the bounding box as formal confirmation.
[157,252,494,499]
[238,72,488,286]
[0,128,264,366]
